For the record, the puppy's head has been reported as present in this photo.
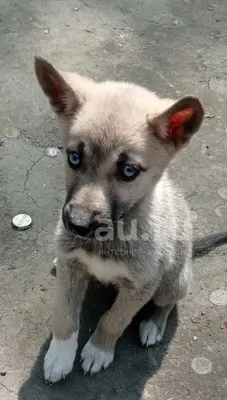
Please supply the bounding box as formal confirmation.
[35,57,204,239]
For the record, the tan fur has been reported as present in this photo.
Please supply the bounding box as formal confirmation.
[53,257,89,340]
[35,57,205,381]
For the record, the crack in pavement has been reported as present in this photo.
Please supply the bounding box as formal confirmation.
[23,154,47,209]
[24,191,46,209]
[23,154,45,193]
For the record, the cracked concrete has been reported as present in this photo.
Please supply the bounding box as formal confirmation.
[0,0,227,399]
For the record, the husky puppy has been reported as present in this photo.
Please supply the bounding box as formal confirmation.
[34,57,227,383]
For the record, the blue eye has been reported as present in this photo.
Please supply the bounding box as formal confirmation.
[121,164,140,181]
[68,151,81,168]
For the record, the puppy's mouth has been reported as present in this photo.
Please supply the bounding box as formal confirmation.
[62,198,125,240]
[63,216,113,240]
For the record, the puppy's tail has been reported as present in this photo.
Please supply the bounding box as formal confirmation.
[192,231,227,259]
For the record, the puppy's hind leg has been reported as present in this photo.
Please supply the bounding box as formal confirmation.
[140,303,174,346]
[44,257,89,383]
[140,261,192,347]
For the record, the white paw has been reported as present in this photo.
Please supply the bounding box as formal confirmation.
[139,320,163,347]
[81,340,114,374]
[44,332,78,383]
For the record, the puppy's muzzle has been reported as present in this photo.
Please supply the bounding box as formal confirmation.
[63,204,107,238]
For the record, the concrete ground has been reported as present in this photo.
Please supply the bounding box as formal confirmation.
[0,0,227,399]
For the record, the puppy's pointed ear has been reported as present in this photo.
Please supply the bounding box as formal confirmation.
[34,57,81,116]
[148,96,204,147]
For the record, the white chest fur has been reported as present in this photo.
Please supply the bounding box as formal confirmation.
[72,249,129,283]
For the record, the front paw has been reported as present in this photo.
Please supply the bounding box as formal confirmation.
[44,332,78,383]
[81,340,114,374]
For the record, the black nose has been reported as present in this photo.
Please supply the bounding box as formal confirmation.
[67,219,91,237]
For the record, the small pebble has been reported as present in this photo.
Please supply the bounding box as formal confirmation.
[205,113,215,119]
[191,357,212,375]
[4,127,20,139]
[45,147,59,157]
[215,205,227,218]
[191,316,200,323]
[172,19,179,26]
[218,188,227,201]
[193,336,198,341]
[50,266,56,277]
[210,289,227,306]
[12,214,32,230]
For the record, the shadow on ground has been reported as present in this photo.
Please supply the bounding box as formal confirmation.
[18,281,178,400]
